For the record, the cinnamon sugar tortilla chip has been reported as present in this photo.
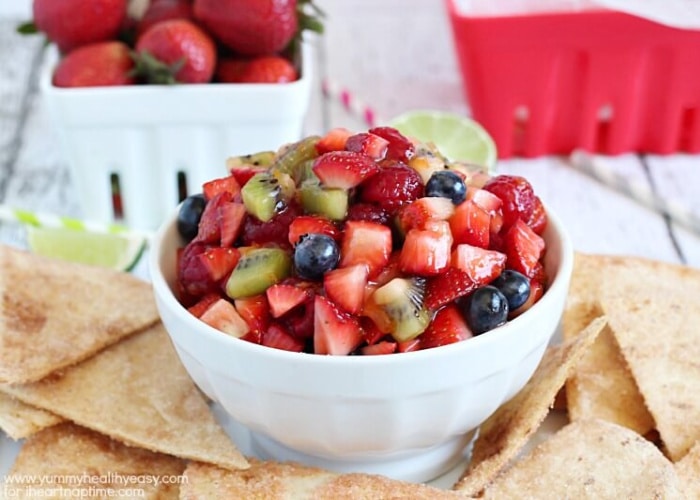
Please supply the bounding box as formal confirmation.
[1,323,248,471]
[6,423,185,499]
[181,460,463,500]
[480,419,682,499]
[600,257,700,461]
[0,391,63,440]
[0,245,159,384]
[675,441,700,499]
[452,316,605,496]
[563,253,655,435]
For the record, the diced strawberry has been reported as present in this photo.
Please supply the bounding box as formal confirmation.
[397,338,421,353]
[371,252,402,287]
[399,221,453,276]
[451,244,507,286]
[194,191,233,244]
[396,197,455,233]
[368,126,415,163]
[503,219,545,278]
[340,221,392,278]
[261,323,305,352]
[234,294,271,333]
[483,174,536,229]
[187,292,222,318]
[466,187,502,214]
[241,330,263,345]
[288,215,339,247]
[526,196,548,234]
[449,199,491,248]
[314,296,363,355]
[199,298,250,338]
[316,127,353,154]
[228,163,268,187]
[361,341,397,355]
[179,244,239,296]
[280,289,315,339]
[360,316,386,345]
[345,132,389,160]
[219,202,246,247]
[198,246,240,282]
[266,283,308,318]
[203,174,241,201]
[510,278,544,318]
[323,264,369,314]
[424,267,477,311]
[419,304,473,349]
[312,151,380,189]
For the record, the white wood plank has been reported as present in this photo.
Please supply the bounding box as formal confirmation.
[644,154,700,267]
[497,155,686,264]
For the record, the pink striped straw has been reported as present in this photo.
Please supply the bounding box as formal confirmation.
[321,78,384,127]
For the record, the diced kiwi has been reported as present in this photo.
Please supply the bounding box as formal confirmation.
[298,181,348,221]
[226,151,276,169]
[292,158,319,185]
[225,248,291,299]
[372,277,430,342]
[241,172,284,222]
[271,135,320,177]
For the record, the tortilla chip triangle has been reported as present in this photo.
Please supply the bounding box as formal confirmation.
[600,257,700,461]
[1,323,248,471]
[452,316,605,496]
[6,422,185,499]
[0,391,63,440]
[563,253,655,435]
[675,441,700,500]
[180,460,463,500]
[0,245,160,384]
[479,419,682,499]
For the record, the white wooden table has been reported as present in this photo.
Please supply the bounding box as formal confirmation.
[1,0,700,489]
[2,0,699,268]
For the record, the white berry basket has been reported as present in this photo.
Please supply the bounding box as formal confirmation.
[40,43,313,231]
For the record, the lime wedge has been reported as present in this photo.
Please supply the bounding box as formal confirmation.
[26,227,147,271]
[389,110,497,170]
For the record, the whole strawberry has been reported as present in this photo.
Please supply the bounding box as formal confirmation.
[216,56,298,84]
[194,0,298,56]
[52,41,136,87]
[135,19,216,84]
[136,0,194,38]
[33,0,127,53]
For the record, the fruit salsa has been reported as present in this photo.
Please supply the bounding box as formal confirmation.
[175,127,548,355]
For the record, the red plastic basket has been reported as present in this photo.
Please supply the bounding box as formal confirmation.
[447,0,700,158]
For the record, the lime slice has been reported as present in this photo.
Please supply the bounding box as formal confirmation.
[26,227,147,271]
[389,110,497,170]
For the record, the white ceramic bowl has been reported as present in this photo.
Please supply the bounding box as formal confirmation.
[149,206,573,482]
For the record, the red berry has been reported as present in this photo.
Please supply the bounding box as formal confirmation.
[136,0,193,38]
[359,163,423,215]
[34,0,126,53]
[526,196,548,234]
[420,304,473,349]
[483,175,536,230]
[424,267,477,311]
[194,0,298,56]
[52,41,136,88]
[288,215,339,247]
[345,133,389,160]
[262,323,305,352]
[316,128,353,155]
[216,56,297,84]
[346,203,390,226]
[241,201,302,250]
[136,19,216,84]
[502,219,545,278]
[312,151,380,189]
[368,127,415,163]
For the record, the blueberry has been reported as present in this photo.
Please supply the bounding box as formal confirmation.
[294,233,340,280]
[492,270,531,311]
[177,194,206,242]
[465,286,509,334]
[425,170,467,205]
